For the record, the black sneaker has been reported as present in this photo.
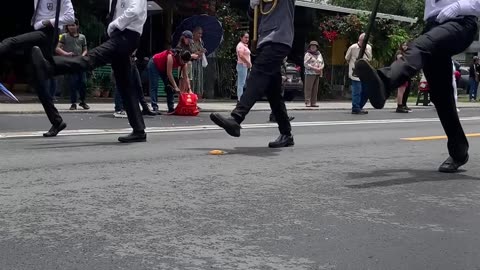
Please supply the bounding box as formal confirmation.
[31,46,53,82]
[210,113,241,137]
[396,106,409,113]
[70,104,77,110]
[438,155,469,173]
[118,131,147,143]
[79,102,90,110]
[268,134,294,148]
[43,122,67,137]
[355,59,386,109]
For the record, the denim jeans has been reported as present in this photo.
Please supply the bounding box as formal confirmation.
[69,72,87,104]
[148,58,175,112]
[351,80,368,112]
[236,63,248,101]
[469,78,478,100]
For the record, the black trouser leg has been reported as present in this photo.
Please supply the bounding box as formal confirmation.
[131,64,148,108]
[401,79,411,106]
[232,43,291,123]
[112,56,145,132]
[1,28,63,126]
[266,70,291,135]
[424,55,468,161]
[378,17,478,95]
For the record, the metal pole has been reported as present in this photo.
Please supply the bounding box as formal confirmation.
[358,0,381,59]
[250,6,259,54]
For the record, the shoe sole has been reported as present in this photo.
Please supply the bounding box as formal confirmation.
[210,113,241,137]
[118,137,147,143]
[355,59,386,109]
[438,154,469,173]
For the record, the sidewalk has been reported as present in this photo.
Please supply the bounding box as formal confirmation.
[1,99,480,114]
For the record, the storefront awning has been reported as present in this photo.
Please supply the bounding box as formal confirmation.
[148,0,163,16]
[296,0,418,24]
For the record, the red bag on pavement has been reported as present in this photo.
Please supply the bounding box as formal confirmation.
[174,92,200,116]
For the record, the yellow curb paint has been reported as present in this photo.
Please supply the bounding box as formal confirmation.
[402,133,480,141]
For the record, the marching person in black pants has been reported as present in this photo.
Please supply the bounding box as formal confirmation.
[0,0,74,137]
[31,0,148,143]
[210,0,296,148]
[355,0,479,172]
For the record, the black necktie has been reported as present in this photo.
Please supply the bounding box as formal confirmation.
[106,0,118,24]
[31,0,41,26]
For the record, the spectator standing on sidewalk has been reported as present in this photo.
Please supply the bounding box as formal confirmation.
[236,31,251,101]
[345,33,372,115]
[468,56,479,101]
[56,19,90,110]
[395,43,412,113]
[303,40,324,107]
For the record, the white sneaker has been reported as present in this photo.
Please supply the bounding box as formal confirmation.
[113,110,128,118]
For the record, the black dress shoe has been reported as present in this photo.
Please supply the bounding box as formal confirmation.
[268,134,294,148]
[438,155,469,173]
[118,132,147,143]
[355,59,386,109]
[43,122,67,137]
[79,102,90,110]
[352,110,368,115]
[210,113,241,137]
[31,46,53,81]
[142,108,157,116]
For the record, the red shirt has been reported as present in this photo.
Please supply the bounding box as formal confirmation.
[153,50,183,73]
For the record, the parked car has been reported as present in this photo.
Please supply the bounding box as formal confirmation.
[283,62,303,101]
[457,66,470,93]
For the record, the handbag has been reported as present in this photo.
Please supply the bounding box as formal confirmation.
[174,92,200,116]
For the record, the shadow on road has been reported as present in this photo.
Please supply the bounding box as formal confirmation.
[184,146,284,157]
[26,141,122,150]
[345,169,480,189]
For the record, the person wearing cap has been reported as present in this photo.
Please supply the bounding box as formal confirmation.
[468,56,479,101]
[31,0,149,143]
[149,49,192,113]
[303,40,324,107]
[56,19,90,111]
[345,33,372,115]
[209,0,296,148]
[354,0,480,172]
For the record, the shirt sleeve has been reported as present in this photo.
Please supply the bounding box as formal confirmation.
[345,46,352,61]
[110,0,144,32]
[459,0,480,16]
[59,34,66,44]
[365,45,373,61]
[49,0,75,27]
[82,35,87,49]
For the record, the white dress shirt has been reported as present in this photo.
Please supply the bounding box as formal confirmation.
[32,0,75,30]
[108,0,147,36]
[424,0,480,20]
[345,43,372,81]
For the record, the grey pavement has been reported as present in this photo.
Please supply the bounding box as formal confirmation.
[1,109,480,269]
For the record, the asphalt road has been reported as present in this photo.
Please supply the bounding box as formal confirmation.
[1,109,480,269]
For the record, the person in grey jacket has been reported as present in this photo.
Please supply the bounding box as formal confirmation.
[210,0,296,148]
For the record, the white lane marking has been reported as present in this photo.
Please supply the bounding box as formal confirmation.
[1,116,480,139]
